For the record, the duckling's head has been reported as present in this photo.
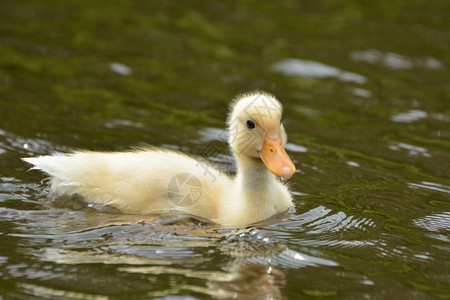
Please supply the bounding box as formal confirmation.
[227,92,296,180]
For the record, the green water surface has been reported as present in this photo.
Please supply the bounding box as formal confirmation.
[0,1,449,299]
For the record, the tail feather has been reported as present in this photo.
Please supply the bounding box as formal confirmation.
[22,154,74,179]
[22,157,40,170]
[23,155,56,174]
[22,154,84,196]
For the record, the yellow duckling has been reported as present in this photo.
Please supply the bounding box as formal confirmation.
[23,92,296,227]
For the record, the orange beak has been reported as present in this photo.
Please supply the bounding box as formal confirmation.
[259,134,296,180]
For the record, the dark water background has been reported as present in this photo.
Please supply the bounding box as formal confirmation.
[0,1,449,299]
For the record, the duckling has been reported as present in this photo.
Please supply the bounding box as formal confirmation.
[23,92,296,227]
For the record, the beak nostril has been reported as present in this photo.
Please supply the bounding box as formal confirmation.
[269,147,275,154]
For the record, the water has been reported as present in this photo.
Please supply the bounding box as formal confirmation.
[1,1,449,299]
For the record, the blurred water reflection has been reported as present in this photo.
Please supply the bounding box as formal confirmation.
[272,58,367,83]
[351,49,443,70]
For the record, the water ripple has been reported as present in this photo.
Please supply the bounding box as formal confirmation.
[0,128,59,156]
[271,205,376,234]
[414,212,450,244]
[409,181,450,195]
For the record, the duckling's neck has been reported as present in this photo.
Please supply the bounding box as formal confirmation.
[235,154,277,204]
[218,153,291,227]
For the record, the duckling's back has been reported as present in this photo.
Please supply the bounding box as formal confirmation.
[22,148,231,216]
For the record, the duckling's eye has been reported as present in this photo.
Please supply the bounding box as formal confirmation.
[246,120,255,129]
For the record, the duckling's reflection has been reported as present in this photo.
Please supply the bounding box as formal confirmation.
[207,264,286,299]
[25,209,336,299]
